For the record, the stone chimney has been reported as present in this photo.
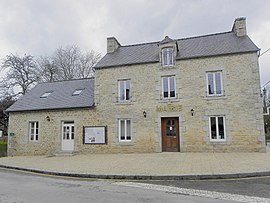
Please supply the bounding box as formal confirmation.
[232,17,247,37]
[107,37,121,53]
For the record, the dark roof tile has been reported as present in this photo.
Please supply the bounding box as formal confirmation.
[95,32,259,68]
[6,78,94,112]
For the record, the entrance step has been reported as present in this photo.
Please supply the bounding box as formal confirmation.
[55,151,76,157]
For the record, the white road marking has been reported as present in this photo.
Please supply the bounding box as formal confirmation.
[115,182,270,203]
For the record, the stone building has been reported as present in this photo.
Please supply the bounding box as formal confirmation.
[6,17,265,156]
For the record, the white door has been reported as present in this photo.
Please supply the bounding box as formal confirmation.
[61,122,74,151]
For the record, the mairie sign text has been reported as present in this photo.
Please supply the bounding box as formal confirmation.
[156,104,182,112]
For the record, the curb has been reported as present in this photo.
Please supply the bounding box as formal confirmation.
[1,164,270,180]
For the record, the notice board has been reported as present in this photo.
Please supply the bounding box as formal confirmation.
[83,126,106,144]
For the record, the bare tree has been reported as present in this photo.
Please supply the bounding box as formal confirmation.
[53,45,81,80]
[0,54,40,96]
[37,56,60,82]
[37,45,100,82]
[78,50,101,78]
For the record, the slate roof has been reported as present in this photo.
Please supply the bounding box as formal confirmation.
[95,31,259,68]
[6,78,95,112]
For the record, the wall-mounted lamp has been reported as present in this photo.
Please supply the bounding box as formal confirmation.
[46,116,50,121]
[191,109,194,116]
[143,111,147,118]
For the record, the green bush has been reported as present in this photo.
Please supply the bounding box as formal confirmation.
[0,140,7,157]
[0,140,7,145]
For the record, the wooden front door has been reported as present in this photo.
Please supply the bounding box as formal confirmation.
[162,117,179,152]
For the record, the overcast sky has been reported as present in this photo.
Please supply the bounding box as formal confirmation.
[0,0,269,86]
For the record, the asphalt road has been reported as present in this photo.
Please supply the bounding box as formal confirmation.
[140,176,270,199]
[0,168,242,203]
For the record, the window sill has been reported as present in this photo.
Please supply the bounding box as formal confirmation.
[118,141,134,145]
[158,98,180,103]
[204,95,227,100]
[29,140,39,143]
[115,101,134,105]
[209,140,227,144]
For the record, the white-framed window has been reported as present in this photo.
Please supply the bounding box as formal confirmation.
[162,76,176,99]
[207,71,223,96]
[209,116,226,141]
[118,80,131,102]
[29,121,39,141]
[162,48,174,66]
[118,119,131,142]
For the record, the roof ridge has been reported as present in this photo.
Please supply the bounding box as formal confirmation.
[176,31,233,41]
[38,77,94,85]
[121,31,233,48]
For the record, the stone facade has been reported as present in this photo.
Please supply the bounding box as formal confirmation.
[94,52,265,153]
[7,52,265,155]
[7,18,266,155]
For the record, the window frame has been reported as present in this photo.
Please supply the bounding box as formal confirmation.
[29,121,39,142]
[118,79,131,102]
[209,116,226,142]
[162,75,176,99]
[118,119,132,142]
[40,91,53,98]
[206,71,223,97]
[72,89,84,96]
[162,47,174,67]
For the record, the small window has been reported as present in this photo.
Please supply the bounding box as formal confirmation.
[40,92,53,98]
[118,80,131,102]
[29,121,39,141]
[119,119,131,142]
[162,76,176,99]
[162,48,174,66]
[207,71,223,96]
[209,116,226,141]
[72,89,83,96]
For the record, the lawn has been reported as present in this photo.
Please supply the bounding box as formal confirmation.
[0,139,7,157]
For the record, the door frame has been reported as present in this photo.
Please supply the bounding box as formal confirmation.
[161,117,180,152]
[61,121,75,151]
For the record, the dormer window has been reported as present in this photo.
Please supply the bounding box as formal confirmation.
[162,48,174,66]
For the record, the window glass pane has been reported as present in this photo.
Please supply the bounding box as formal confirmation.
[71,126,74,139]
[215,73,222,94]
[163,77,168,98]
[208,73,214,95]
[30,135,34,140]
[35,128,38,136]
[169,77,175,97]
[31,128,34,134]
[169,49,173,65]
[36,122,39,128]
[210,117,217,139]
[36,134,38,141]
[218,117,225,139]
[31,122,35,128]
[119,81,125,101]
[66,127,70,139]
[126,80,130,100]
[126,120,131,140]
[162,49,168,65]
[120,120,125,140]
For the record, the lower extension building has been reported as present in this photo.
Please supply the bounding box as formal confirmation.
[6,17,265,156]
